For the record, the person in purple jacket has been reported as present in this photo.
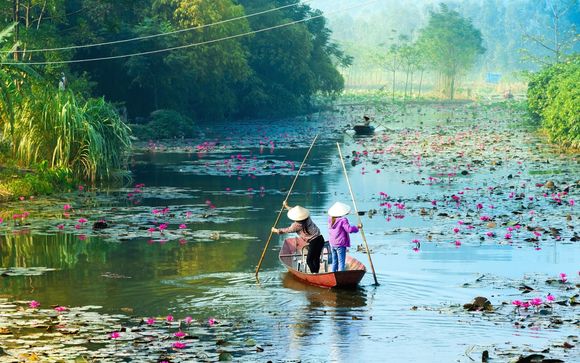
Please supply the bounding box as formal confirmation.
[327,202,362,272]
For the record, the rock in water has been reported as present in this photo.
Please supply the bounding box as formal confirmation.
[463,296,493,312]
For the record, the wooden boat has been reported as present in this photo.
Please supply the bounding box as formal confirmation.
[353,124,375,135]
[279,237,366,288]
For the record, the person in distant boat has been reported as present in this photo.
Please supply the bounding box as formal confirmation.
[327,202,361,272]
[272,201,325,273]
[362,115,371,126]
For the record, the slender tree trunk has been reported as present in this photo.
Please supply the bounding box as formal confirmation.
[409,71,414,98]
[13,0,20,61]
[418,70,424,97]
[404,66,410,99]
[450,76,455,100]
[391,70,396,102]
[37,0,47,30]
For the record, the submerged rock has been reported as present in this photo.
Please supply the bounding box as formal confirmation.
[463,296,493,312]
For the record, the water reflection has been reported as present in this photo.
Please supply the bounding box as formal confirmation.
[282,273,367,308]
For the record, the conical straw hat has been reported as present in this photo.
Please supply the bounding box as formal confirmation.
[328,202,351,217]
[287,206,310,221]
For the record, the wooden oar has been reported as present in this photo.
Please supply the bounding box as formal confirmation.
[336,142,379,285]
[255,134,319,281]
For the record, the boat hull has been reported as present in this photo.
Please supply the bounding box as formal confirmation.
[279,238,366,288]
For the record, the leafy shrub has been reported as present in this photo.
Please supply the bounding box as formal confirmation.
[130,109,197,140]
[527,56,579,149]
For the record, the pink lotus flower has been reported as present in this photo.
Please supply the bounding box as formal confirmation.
[29,300,40,309]
[512,300,523,307]
[0,218,3,224]
[476,203,483,210]
[412,239,419,244]
[179,224,187,229]
[19,196,25,201]
[530,297,543,306]
[533,231,542,237]
[431,200,437,206]
[570,199,575,206]
[166,315,174,322]
[480,215,491,221]
[174,331,186,338]
[172,342,187,349]
[208,318,217,326]
[146,317,155,325]
[63,204,72,211]
[110,331,120,339]
[453,227,460,234]
[78,185,84,191]
[57,224,65,230]
[454,240,461,247]
[54,306,67,312]
[78,218,88,224]
[158,224,168,231]
[559,273,567,283]
[184,316,193,324]
[546,294,555,302]
[485,231,495,237]
[504,233,512,239]
[147,227,156,233]
[522,302,531,309]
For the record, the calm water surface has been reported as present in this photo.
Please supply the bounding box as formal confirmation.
[1,108,578,362]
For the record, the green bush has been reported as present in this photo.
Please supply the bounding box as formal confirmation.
[130,109,197,140]
[527,55,580,149]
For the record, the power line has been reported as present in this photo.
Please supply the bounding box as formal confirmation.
[2,0,378,66]
[4,1,307,54]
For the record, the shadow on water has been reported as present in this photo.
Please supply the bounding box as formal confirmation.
[282,272,367,309]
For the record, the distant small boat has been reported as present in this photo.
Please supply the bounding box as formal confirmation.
[353,124,375,135]
[279,237,366,288]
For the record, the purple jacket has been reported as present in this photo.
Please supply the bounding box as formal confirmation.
[328,217,359,248]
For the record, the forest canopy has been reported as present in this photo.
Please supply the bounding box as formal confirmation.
[1,0,350,121]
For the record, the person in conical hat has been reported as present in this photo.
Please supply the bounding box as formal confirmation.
[328,201,362,272]
[272,200,324,273]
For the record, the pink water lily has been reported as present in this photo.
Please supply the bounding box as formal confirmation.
[511,300,523,307]
[504,233,512,239]
[453,227,460,234]
[179,224,187,229]
[146,317,155,325]
[485,231,495,237]
[158,224,168,231]
[174,331,186,338]
[559,273,567,283]
[172,341,187,349]
[57,224,65,230]
[166,315,174,322]
[110,331,120,339]
[184,316,193,324]
[454,240,461,247]
[63,204,72,211]
[54,306,67,312]
[208,317,217,326]
[530,297,543,306]
[78,218,88,224]
[546,294,555,302]
[29,300,40,309]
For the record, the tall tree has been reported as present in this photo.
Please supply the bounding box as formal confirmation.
[520,0,578,65]
[417,3,484,99]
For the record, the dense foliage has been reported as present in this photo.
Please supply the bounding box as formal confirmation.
[527,55,579,148]
[0,25,131,188]
[0,0,348,121]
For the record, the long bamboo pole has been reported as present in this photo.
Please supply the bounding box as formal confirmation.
[336,142,379,285]
[255,134,319,281]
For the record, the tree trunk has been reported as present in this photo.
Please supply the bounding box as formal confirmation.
[404,66,410,99]
[418,70,424,97]
[13,0,20,61]
[450,76,455,100]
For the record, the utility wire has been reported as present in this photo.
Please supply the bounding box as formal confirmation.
[4,1,307,54]
[2,0,377,66]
